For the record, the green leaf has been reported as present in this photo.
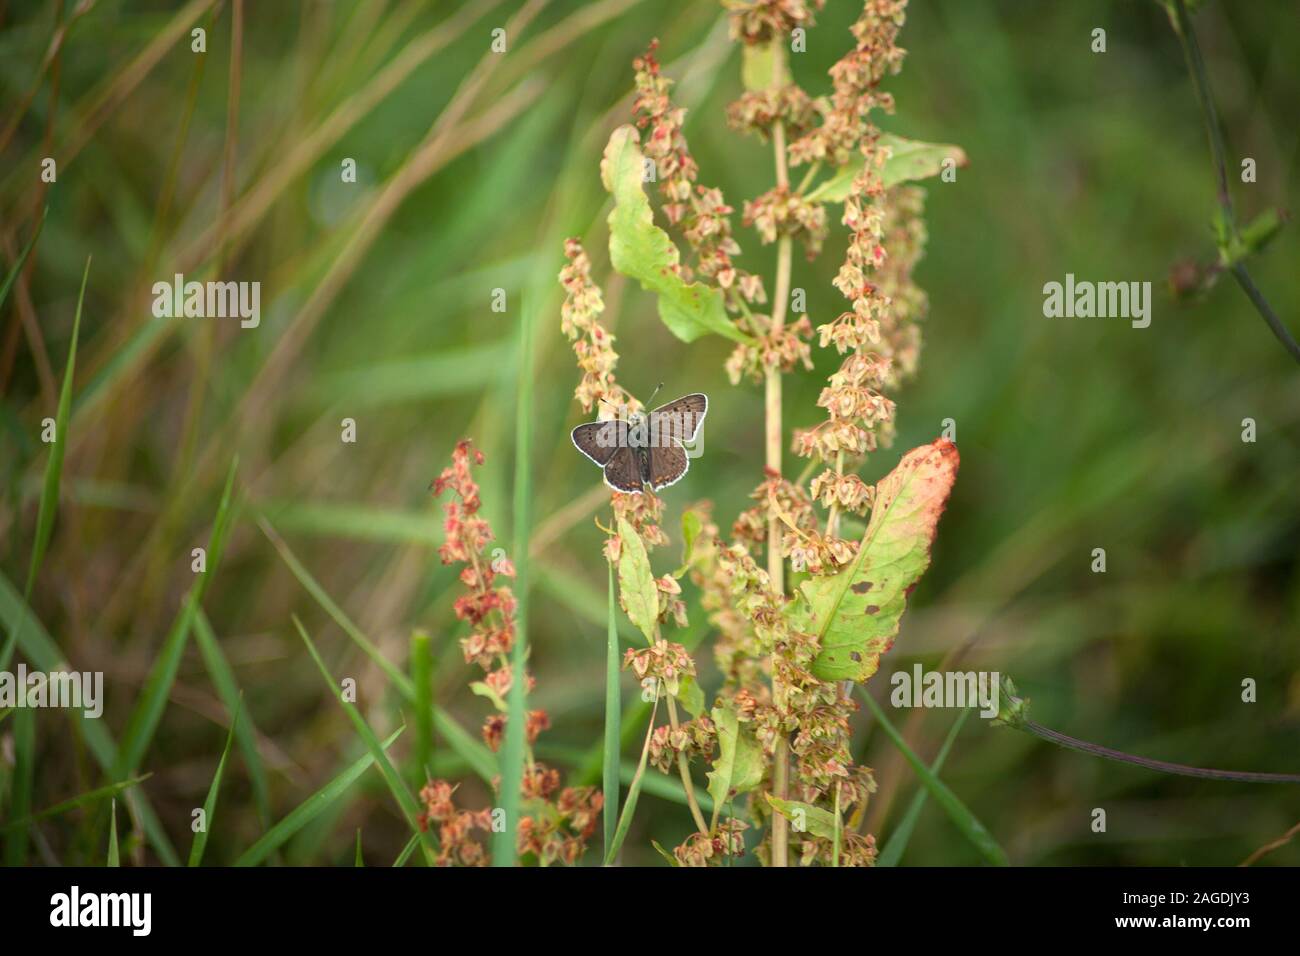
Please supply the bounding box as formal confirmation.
[1221,207,1285,267]
[234,728,403,867]
[602,125,751,345]
[860,689,1008,866]
[617,516,659,643]
[674,508,704,577]
[674,673,706,717]
[802,439,959,682]
[741,39,789,92]
[876,708,969,867]
[469,680,507,712]
[650,839,680,866]
[188,703,239,866]
[765,794,840,841]
[805,134,969,203]
[706,704,764,812]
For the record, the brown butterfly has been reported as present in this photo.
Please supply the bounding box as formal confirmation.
[571,391,707,493]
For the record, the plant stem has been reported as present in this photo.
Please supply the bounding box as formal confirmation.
[825,449,845,537]
[605,686,661,865]
[666,695,709,834]
[495,284,536,867]
[603,560,621,854]
[1017,717,1300,785]
[767,105,793,867]
[1170,0,1300,363]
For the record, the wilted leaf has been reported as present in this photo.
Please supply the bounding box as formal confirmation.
[765,794,839,840]
[617,516,659,643]
[706,704,764,811]
[802,439,959,682]
[602,125,752,345]
[806,134,968,203]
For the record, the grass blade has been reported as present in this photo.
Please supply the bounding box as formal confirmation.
[859,689,1008,866]
[234,727,403,867]
[0,254,87,675]
[113,455,238,778]
[603,560,620,855]
[3,708,34,864]
[293,616,436,865]
[392,832,420,867]
[259,516,497,783]
[193,610,272,827]
[108,798,120,867]
[354,829,364,866]
[410,629,433,784]
[0,206,45,311]
[605,693,660,865]
[187,701,240,866]
[2,775,148,833]
[876,708,970,867]
[24,255,88,594]
[0,569,179,865]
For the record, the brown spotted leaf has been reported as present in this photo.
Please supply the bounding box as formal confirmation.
[801,439,959,682]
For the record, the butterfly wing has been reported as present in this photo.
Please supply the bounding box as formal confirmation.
[648,393,707,446]
[571,420,621,466]
[647,441,689,490]
[602,444,644,493]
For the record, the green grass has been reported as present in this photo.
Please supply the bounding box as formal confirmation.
[876,709,970,867]
[187,702,239,866]
[860,690,1008,867]
[113,456,238,779]
[233,728,404,868]
[294,616,437,865]
[260,515,497,784]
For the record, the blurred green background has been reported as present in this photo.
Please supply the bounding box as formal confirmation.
[1,0,1297,866]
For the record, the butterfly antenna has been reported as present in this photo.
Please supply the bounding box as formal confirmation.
[647,382,664,408]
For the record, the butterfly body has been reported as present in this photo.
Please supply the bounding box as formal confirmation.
[571,393,707,493]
